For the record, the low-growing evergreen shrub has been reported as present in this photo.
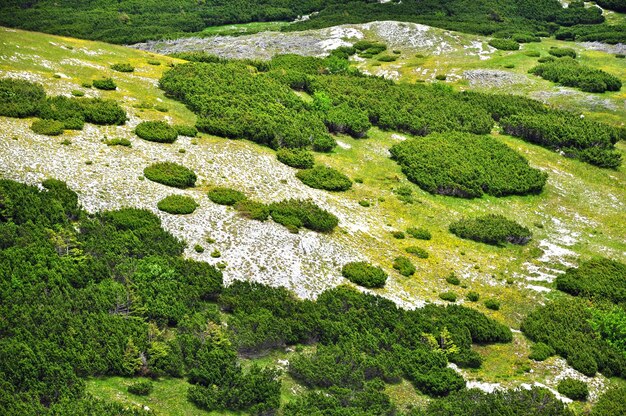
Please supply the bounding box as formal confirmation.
[529,342,554,361]
[549,47,577,58]
[406,246,429,259]
[557,378,588,401]
[80,98,127,125]
[435,74,447,81]
[391,231,405,239]
[71,90,85,97]
[269,199,338,233]
[103,137,131,147]
[591,387,626,416]
[406,227,431,240]
[377,54,398,62]
[390,133,546,198]
[484,299,500,310]
[555,258,626,304]
[525,50,541,57]
[135,121,178,143]
[440,292,458,302]
[144,162,197,188]
[513,33,541,43]
[0,78,46,117]
[157,195,198,214]
[276,148,315,169]
[235,200,270,221]
[127,380,153,396]
[110,63,134,73]
[296,166,352,192]
[488,39,520,50]
[393,256,416,276]
[529,57,622,93]
[208,187,247,206]
[445,273,460,285]
[30,119,65,136]
[92,78,117,90]
[467,291,480,302]
[449,215,531,246]
[341,261,388,288]
[538,56,556,63]
[174,124,198,137]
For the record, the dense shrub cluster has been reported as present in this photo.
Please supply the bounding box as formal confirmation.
[207,187,247,206]
[522,298,626,378]
[591,386,626,416]
[406,246,429,259]
[548,47,577,58]
[30,119,65,136]
[341,261,388,288]
[556,258,626,304]
[104,137,132,147]
[174,124,198,137]
[157,195,198,214]
[393,256,416,276]
[234,200,270,221]
[268,199,338,233]
[135,121,179,143]
[529,57,622,93]
[488,39,520,50]
[111,63,134,73]
[390,133,547,198]
[127,380,153,396]
[407,227,432,240]
[557,378,588,401]
[596,0,626,12]
[501,112,622,168]
[0,78,127,127]
[555,23,626,44]
[93,78,117,91]
[296,166,352,192]
[276,148,315,169]
[144,162,197,188]
[449,215,531,246]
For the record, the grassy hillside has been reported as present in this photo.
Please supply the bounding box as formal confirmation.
[1,25,625,414]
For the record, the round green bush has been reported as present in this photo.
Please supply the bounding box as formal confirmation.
[104,137,132,147]
[488,39,520,50]
[235,200,270,221]
[31,119,65,136]
[0,78,46,118]
[208,187,247,206]
[277,148,315,169]
[296,166,352,192]
[312,135,336,152]
[110,63,134,73]
[269,199,338,233]
[466,291,480,302]
[128,380,153,396]
[393,256,416,276]
[157,195,198,214]
[529,342,554,361]
[591,387,626,416]
[484,299,501,311]
[135,121,178,143]
[449,215,532,246]
[557,378,588,401]
[92,78,117,90]
[406,227,431,240]
[445,273,460,285]
[174,124,198,137]
[406,246,429,259]
[439,292,457,302]
[435,74,447,81]
[549,47,577,59]
[144,162,197,188]
[341,261,388,288]
[391,231,405,239]
[80,98,127,125]
[377,54,398,62]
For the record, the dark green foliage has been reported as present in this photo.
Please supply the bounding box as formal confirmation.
[538,56,556,63]
[425,387,574,415]
[435,74,448,81]
[0,78,46,118]
[449,215,532,246]
[513,33,541,43]
[529,57,622,93]
[391,231,405,239]
[111,63,134,73]
[341,261,388,288]
[296,166,352,192]
[407,227,432,240]
[104,137,132,147]
[446,273,460,285]
[38,96,85,130]
[135,121,178,143]
[522,298,626,377]
[529,342,554,361]
[144,162,197,188]
[79,98,127,125]
[393,256,416,276]
[484,299,501,311]
[92,78,117,91]
[127,380,153,396]
[269,199,338,233]
[557,378,588,401]
[30,119,65,136]
[440,292,458,302]
[323,103,371,138]
[157,195,198,214]
[406,246,429,259]
[555,23,626,44]
[390,133,546,198]
[556,258,626,304]
[548,47,577,59]
[234,200,270,221]
[207,187,247,206]
[596,0,626,13]
[276,148,315,169]
[174,124,198,137]
[378,54,398,62]
[555,1,604,26]
[501,112,622,168]
[488,38,520,50]
[591,386,626,416]
[467,291,480,302]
